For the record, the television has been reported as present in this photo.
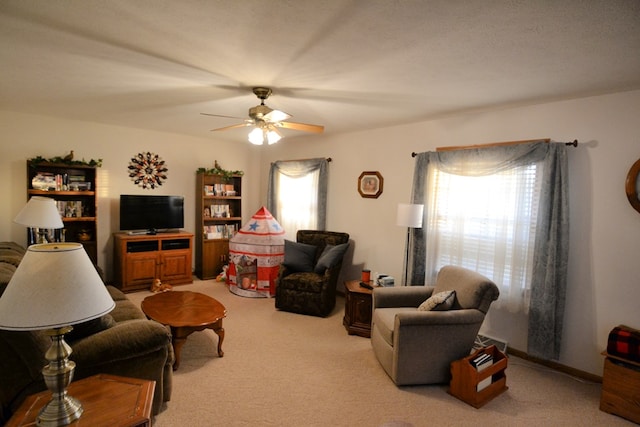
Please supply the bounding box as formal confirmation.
[119,195,184,234]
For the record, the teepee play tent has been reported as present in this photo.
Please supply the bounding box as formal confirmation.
[227,206,285,298]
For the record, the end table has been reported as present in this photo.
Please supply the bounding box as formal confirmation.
[343,279,379,337]
[7,374,155,427]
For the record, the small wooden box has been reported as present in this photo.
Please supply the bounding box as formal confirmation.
[600,353,640,424]
[449,345,508,408]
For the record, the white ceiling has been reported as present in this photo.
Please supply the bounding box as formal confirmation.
[1,0,639,143]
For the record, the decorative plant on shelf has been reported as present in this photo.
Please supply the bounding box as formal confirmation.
[197,160,244,180]
[28,152,103,167]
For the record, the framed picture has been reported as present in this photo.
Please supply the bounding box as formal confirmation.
[358,171,383,199]
[626,157,640,214]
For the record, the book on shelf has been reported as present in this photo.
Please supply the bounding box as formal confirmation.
[477,375,492,392]
[472,351,494,392]
[204,224,238,239]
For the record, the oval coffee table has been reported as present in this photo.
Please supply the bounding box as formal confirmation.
[141,290,227,370]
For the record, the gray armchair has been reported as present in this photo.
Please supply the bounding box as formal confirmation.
[371,265,499,385]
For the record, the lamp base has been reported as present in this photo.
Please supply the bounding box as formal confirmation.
[38,327,83,426]
[37,394,83,427]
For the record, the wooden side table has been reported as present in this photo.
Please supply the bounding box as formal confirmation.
[343,279,378,337]
[7,374,155,427]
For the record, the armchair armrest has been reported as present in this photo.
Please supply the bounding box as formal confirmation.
[395,308,486,327]
[373,286,435,309]
[277,264,292,280]
[70,319,172,374]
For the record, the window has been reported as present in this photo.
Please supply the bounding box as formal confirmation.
[425,162,542,313]
[412,142,569,360]
[267,158,328,241]
[273,171,318,240]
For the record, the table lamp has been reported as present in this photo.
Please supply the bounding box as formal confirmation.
[396,203,424,285]
[0,243,115,426]
[14,196,64,243]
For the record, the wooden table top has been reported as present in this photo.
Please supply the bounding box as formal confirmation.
[344,279,380,295]
[6,374,154,427]
[141,290,227,327]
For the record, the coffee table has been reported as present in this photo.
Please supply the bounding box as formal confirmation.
[141,290,227,370]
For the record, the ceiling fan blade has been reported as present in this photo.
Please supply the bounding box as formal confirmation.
[278,121,324,134]
[211,123,252,132]
[201,112,245,120]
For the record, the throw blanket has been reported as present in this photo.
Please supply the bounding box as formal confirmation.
[607,324,640,363]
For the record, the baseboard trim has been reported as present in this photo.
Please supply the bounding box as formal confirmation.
[507,347,602,384]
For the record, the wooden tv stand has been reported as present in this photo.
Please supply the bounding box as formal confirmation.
[113,231,193,292]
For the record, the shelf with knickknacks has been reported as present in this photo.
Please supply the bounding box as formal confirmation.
[25,154,101,264]
[195,161,244,280]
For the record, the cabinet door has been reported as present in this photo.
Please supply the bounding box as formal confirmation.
[160,250,191,284]
[125,253,158,286]
[202,240,229,279]
[352,294,373,328]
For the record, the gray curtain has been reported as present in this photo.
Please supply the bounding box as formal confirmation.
[267,158,328,230]
[410,141,569,360]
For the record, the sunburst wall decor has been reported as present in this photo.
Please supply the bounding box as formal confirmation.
[128,152,168,189]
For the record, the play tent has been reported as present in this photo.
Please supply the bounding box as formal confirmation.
[227,206,285,298]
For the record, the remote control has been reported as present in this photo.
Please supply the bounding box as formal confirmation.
[359,281,374,290]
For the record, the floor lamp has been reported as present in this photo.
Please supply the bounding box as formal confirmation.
[396,203,424,286]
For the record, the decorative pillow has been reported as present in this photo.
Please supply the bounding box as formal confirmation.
[66,314,115,342]
[283,240,318,273]
[314,243,349,274]
[418,290,456,311]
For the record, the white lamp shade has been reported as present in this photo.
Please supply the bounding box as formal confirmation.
[0,243,115,330]
[14,196,64,229]
[396,203,424,228]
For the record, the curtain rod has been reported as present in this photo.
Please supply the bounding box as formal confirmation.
[271,157,332,164]
[411,139,578,157]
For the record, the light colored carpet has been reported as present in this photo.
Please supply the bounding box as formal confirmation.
[127,280,633,426]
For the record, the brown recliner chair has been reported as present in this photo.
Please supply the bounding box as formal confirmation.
[275,230,349,317]
[371,265,499,385]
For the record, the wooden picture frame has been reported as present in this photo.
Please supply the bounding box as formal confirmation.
[625,158,640,214]
[358,171,384,199]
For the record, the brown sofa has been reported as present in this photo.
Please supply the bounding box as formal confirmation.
[0,242,173,424]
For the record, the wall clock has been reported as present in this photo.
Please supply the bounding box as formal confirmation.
[128,152,168,189]
[626,158,640,214]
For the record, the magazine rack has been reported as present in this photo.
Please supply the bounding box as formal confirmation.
[449,345,508,408]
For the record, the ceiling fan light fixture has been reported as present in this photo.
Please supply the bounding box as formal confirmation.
[248,127,265,145]
[266,129,281,145]
[247,124,282,145]
[205,87,324,140]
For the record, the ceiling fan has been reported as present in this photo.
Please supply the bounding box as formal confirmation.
[201,87,324,145]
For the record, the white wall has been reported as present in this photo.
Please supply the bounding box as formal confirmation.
[0,111,261,281]
[262,90,640,376]
[2,89,639,376]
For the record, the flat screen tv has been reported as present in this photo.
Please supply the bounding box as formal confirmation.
[119,195,184,234]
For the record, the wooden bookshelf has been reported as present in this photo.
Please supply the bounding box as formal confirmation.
[195,172,242,279]
[449,345,508,408]
[26,161,98,264]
